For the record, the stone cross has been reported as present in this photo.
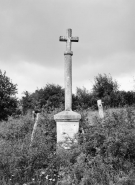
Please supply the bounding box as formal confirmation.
[59,29,79,111]
[54,29,81,150]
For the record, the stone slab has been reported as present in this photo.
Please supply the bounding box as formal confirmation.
[57,121,79,143]
[54,110,81,121]
[97,99,104,118]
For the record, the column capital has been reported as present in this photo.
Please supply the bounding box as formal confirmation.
[64,51,73,56]
[54,110,81,122]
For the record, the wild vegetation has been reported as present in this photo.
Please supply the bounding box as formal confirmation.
[1,70,135,184]
[21,74,135,114]
[0,70,19,121]
[1,107,135,184]
[0,69,135,118]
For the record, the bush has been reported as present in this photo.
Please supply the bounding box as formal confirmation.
[1,107,135,184]
[21,84,65,115]
[57,107,135,185]
[0,112,57,184]
[0,70,18,121]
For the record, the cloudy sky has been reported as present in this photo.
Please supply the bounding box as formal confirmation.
[0,0,135,98]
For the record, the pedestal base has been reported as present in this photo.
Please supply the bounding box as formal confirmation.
[54,110,81,149]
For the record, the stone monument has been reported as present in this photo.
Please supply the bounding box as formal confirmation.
[97,99,104,119]
[54,28,81,149]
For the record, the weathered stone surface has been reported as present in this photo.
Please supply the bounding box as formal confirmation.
[97,99,104,119]
[59,28,79,111]
[59,28,79,53]
[54,29,81,148]
[64,54,72,111]
[57,121,79,143]
[54,110,81,121]
[54,111,80,148]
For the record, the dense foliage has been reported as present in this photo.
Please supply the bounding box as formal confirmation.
[75,74,135,110]
[92,74,135,108]
[1,67,135,184]
[1,70,135,119]
[1,107,135,184]
[0,70,18,121]
[21,74,135,115]
[21,84,65,114]
[92,73,119,98]
[0,111,57,184]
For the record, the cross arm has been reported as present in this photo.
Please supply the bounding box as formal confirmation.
[59,36,79,42]
[71,37,79,42]
[59,36,67,42]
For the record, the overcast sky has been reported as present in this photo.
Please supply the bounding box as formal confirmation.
[0,0,135,98]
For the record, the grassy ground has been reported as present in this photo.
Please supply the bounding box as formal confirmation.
[1,107,135,184]
[87,107,133,122]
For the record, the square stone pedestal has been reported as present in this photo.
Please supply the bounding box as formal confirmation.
[54,110,81,149]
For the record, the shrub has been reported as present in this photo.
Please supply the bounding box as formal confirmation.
[57,107,135,185]
[0,112,57,184]
[1,107,135,184]
[0,70,18,121]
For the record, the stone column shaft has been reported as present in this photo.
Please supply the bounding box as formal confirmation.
[54,29,81,149]
[64,53,72,111]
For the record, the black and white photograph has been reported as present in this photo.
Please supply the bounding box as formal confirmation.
[0,0,135,184]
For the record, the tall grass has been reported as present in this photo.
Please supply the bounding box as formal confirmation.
[0,113,57,184]
[1,107,135,184]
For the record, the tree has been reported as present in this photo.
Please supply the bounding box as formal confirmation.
[92,74,119,99]
[21,91,34,115]
[0,70,18,121]
[74,87,93,110]
[21,84,65,114]
[33,84,64,112]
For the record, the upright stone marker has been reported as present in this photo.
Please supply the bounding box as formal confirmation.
[97,99,104,119]
[54,29,81,149]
